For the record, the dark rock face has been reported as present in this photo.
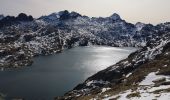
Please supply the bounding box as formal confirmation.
[57,10,82,20]
[16,13,33,21]
[0,15,4,20]
[0,16,16,28]
[59,10,81,20]
[23,34,35,42]
[70,11,82,18]
[109,13,122,21]
[59,10,70,20]
[0,13,33,28]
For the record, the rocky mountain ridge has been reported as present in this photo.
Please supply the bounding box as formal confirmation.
[0,10,163,68]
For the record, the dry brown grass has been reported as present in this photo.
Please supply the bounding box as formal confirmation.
[126,92,141,98]
[152,88,170,94]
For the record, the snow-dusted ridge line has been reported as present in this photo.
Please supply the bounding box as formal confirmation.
[0,11,152,68]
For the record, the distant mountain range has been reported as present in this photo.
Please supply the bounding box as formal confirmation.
[0,10,170,100]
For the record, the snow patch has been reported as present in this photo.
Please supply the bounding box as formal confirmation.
[86,80,109,86]
[101,88,111,93]
[139,72,170,86]
[126,73,132,78]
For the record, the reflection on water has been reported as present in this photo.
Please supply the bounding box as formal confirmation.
[0,46,137,100]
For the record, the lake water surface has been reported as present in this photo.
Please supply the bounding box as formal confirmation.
[0,46,137,100]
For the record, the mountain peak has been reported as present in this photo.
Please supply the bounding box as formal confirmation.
[70,11,81,18]
[16,13,33,21]
[42,10,81,21]
[0,14,4,20]
[110,13,121,21]
[135,22,146,31]
[57,10,81,20]
[57,10,69,16]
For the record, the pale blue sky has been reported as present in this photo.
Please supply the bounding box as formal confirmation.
[0,0,170,24]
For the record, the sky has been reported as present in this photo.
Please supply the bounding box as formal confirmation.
[0,0,170,24]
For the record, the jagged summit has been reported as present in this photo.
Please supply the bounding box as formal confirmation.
[57,10,81,20]
[40,11,123,22]
[135,22,146,31]
[69,11,82,18]
[16,13,33,21]
[40,10,82,21]
[109,13,122,21]
[0,13,33,28]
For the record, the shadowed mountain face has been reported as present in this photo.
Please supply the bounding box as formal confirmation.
[16,13,33,21]
[0,15,4,20]
[0,13,33,28]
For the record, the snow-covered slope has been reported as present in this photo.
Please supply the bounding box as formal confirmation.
[102,71,170,100]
